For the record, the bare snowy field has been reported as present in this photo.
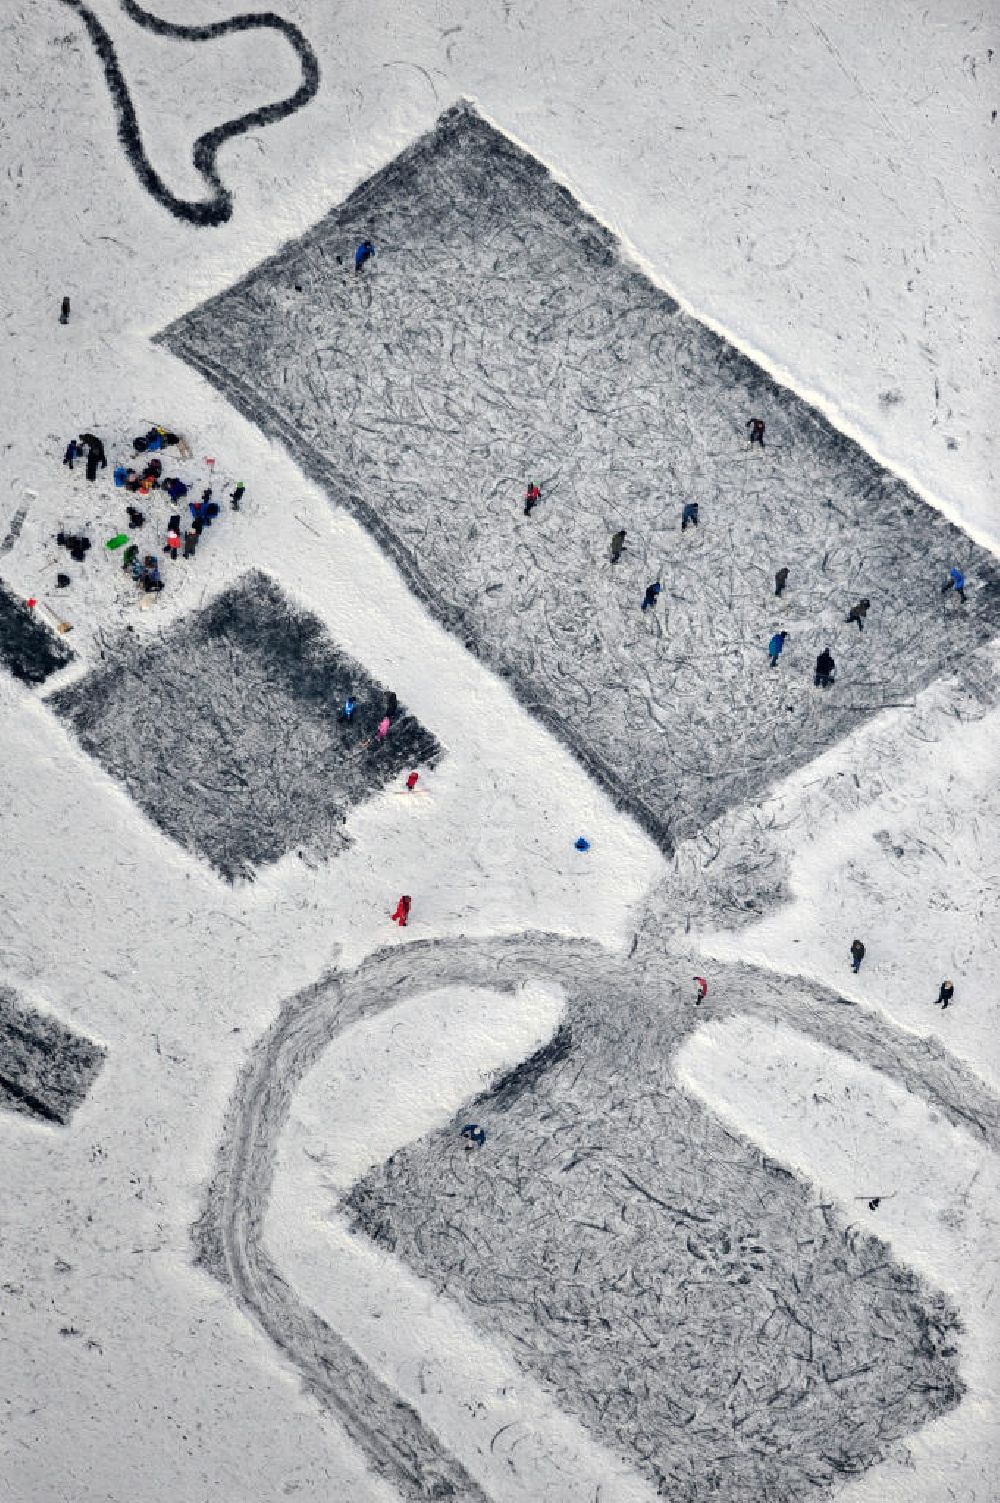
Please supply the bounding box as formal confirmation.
[0,3,997,1502]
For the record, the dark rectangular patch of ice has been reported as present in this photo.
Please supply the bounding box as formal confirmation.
[158,104,1000,853]
[49,572,441,881]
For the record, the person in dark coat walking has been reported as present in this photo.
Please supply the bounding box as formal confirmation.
[59,296,70,325]
[384,690,398,719]
[942,567,966,603]
[934,980,955,1009]
[747,418,766,447]
[355,239,375,273]
[774,566,789,597]
[681,501,699,530]
[63,439,79,470]
[183,529,198,559]
[768,630,787,667]
[815,647,835,687]
[610,529,626,564]
[846,597,871,631]
[126,505,145,530]
[79,433,107,483]
[523,482,541,516]
[390,894,411,926]
[851,939,865,973]
[641,581,662,611]
[231,483,245,511]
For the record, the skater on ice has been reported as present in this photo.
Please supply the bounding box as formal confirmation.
[59,295,70,325]
[391,894,412,926]
[610,529,626,564]
[405,771,419,791]
[681,501,699,531]
[641,580,662,611]
[814,647,835,687]
[694,976,708,1005]
[942,566,966,603]
[934,980,955,1010]
[376,715,391,742]
[62,438,79,470]
[774,566,789,597]
[183,529,198,559]
[461,1124,486,1149]
[523,482,541,516]
[747,418,766,448]
[768,630,787,667]
[851,939,866,973]
[165,527,181,560]
[354,239,375,273]
[340,696,356,721]
[230,483,245,510]
[845,597,871,631]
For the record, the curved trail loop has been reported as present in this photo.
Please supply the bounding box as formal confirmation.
[195,932,999,1500]
[60,0,320,226]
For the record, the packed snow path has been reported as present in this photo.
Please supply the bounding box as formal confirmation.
[160,103,1000,857]
[197,932,998,1501]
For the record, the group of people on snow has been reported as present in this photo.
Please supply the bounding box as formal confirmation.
[60,424,245,598]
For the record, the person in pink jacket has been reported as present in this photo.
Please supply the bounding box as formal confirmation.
[376,715,391,742]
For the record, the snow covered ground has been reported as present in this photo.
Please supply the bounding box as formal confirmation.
[1,2,997,1500]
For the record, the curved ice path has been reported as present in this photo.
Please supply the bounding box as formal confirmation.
[194,932,999,1498]
[60,0,320,226]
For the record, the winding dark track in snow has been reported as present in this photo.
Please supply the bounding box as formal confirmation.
[195,932,999,1499]
[60,0,320,226]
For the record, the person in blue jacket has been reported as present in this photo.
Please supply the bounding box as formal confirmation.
[354,239,375,274]
[768,630,787,667]
[942,566,966,603]
[641,581,662,611]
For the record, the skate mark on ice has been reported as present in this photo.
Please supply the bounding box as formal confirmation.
[196,934,990,1500]
[59,0,320,227]
[159,102,1000,852]
[0,987,105,1125]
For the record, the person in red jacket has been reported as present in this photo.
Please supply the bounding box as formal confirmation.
[405,772,419,791]
[694,976,708,1005]
[523,482,541,516]
[391,895,412,926]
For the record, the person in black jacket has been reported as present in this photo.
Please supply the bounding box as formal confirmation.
[851,939,865,973]
[934,980,954,1010]
[79,432,107,483]
[815,647,835,687]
